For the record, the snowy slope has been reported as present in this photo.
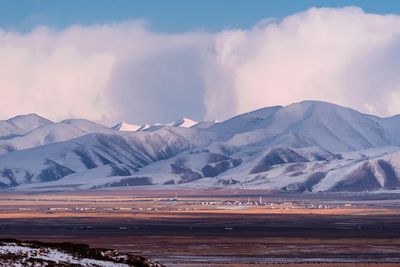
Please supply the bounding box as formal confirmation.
[112,122,142,132]
[0,114,52,139]
[8,113,53,133]
[21,145,400,193]
[60,119,110,132]
[0,120,24,139]
[0,120,114,155]
[0,123,86,154]
[167,117,199,128]
[191,120,217,129]
[210,101,393,153]
[0,239,163,267]
[208,105,282,138]
[2,100,400,192]
[112,118,199,133]
[0,128,192,187]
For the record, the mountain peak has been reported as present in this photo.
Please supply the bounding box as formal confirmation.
[287,100,366,115]
[168,117,199,128]
[7,113,53,133]
[8,113,47,120]
[112,122,142,132]
[8,113,52,123]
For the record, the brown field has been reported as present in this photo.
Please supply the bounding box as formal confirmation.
[0,189,400,266]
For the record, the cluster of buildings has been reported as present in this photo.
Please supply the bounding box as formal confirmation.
[218,198,355,209]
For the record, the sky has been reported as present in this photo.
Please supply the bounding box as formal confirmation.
[1,1,400,125]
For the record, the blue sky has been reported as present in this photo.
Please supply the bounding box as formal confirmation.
[0,0,399,32]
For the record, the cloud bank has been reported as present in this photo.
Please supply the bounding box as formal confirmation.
[1,7,400,124]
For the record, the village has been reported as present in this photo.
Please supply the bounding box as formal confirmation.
[217,197,356,210]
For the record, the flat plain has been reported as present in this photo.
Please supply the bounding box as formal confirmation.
[0,189,400,267]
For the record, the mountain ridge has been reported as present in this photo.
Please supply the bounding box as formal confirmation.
[2,100,400,193]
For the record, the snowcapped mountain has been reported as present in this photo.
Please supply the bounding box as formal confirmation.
[60,119,110,133]
[208,101,392,153]
[0,114,52,139]
[112,122,142,132]
[0,128,191,187]
[112,117,200,132]
[167,117,199,128]
[2,100,400,193]
[7,113,53,133]
[191,120,217,129]
[0,118,114,155]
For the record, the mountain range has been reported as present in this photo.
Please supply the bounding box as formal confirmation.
[2,100,400,193]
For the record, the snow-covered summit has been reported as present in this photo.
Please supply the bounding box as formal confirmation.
[167,117,199,128]
[8,113,53,133]
[0,113,53,139]
[112,118,201,132]
[209,100,395,153]
[112,122,142,132]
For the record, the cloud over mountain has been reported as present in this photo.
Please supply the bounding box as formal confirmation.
[1,7,400,123]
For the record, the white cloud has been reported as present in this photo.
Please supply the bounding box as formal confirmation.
[213,7,400,118]
[1,7,400,124]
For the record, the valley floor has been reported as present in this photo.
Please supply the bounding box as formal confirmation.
[0,189,400,266]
